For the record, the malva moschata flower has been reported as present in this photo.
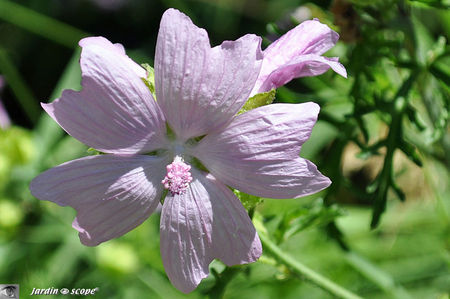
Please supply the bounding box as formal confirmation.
[30,8,346,293]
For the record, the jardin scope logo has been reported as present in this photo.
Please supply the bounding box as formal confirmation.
[29,287,99,296]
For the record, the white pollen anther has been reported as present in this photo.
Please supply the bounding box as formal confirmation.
[162,157,193,195]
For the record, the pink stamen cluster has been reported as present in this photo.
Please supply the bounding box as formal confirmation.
[162,159,193,195]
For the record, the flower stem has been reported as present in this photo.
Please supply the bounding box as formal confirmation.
[258,232,362,299]
[207,266,241,299]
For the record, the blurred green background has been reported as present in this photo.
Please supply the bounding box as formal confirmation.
[0,0,449,298]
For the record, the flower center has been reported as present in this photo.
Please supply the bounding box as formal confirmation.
[162,156,193,195]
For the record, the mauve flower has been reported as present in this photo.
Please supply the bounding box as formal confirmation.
[0,76,11,129]
[30,9,343,293]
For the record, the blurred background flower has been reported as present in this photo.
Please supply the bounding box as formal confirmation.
[0,76,10,129]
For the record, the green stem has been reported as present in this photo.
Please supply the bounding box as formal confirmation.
[0,0,87,48]
[207,207,256,298]
[258,232,362,299]
[207,266,241,299]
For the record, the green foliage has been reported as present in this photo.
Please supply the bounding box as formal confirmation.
[271,0,450,229]
[0,126,34,191]
[0,126,34,165]
[408,0,450,9]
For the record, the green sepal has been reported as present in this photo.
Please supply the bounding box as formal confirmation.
[233,190,263,211]
[141,63,156,98]
[165,122,176,140]
[238,89,276,115]
[160,189,168,205]
[87,148,103,155]
[190,157,209,173]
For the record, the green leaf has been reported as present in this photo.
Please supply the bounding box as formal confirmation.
[390,179,406,202]
[427,36,447,64]
[430,63,450,86]
[405,105,427,131]
[399,140,423,167]
[238,89,276,115]
[356,140,385,160]
[411,14,434,66]
[408,0,450,9]
[345,252,412,299]
[282,199,344,241]
[356,116,370,143]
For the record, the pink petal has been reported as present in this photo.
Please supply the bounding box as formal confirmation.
[30,154,168,246]
[255,54,347,94]
[160,168,261,293]
[193,103,331,199]
[43,36,168,154]
[155,9,263,140]
[252,19,346,95]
